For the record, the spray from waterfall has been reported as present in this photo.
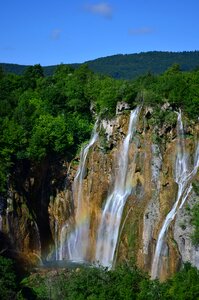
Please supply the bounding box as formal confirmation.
[59,121,98,261]
[151,111,199,279]
[95,107,141,268]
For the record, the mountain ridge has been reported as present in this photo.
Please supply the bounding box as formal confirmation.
[1,50,199,79]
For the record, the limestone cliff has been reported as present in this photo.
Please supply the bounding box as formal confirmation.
[0,105,198,280]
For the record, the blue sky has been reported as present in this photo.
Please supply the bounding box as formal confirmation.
[1,0,199,66]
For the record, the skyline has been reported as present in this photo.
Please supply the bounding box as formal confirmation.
[1,0,199,66]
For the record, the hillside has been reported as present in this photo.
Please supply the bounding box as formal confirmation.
[1,51,199,79]
[0,63,79,77]
[86,51,199,79]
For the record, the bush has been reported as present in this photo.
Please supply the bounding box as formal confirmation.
[166,263,199,300]
[0,256,17,299]
[18,261,199,300]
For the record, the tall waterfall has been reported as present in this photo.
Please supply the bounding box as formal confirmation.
[151,111,199,279]
[0,198,4,232]
[59,122,98,261]
[0,215,2,232]
[95,107,140,267]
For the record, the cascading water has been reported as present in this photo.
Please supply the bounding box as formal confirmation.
[59,223,68,260]
[59,121,98,261]
[0,215,2,231]
[0,197,5,232]
[151,111,199,279]
[95,107,140,268]
[54,220,59,260]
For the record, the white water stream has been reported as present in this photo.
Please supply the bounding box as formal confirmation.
[151,111,199,279]
[95,107,140,267]
[59,122,98,261]
[0,215,2,231]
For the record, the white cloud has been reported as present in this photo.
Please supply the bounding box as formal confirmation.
[84,2,113,18]
[128,27,153,36]
[51,29,61,40]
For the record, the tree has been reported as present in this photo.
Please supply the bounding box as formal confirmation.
[164,63,181,75]
[166,263,199,300]
[22,64,44,89]
[0,256,17,300]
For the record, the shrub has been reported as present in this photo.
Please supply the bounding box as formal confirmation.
[0,256,17,300]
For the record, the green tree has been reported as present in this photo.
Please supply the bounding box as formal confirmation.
[28,114,74,160]
[164,63,181,75]
[0,256,17,300]
[22,64,44,89]
[166,263,199,300]
[137,279,168,300]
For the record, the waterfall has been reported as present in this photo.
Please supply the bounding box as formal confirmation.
[59,223,68,260]
[54,219,59,260]
[0,215,2,231]
[0,196,5,232]
[151,111,199,279]
[59,121,98,261]
[95,107,140,268]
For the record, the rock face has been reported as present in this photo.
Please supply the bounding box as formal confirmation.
[174,191,199,269]
[0,106,198,280]
[0,158,68,264]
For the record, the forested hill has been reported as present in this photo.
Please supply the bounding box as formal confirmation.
[1,51,199,79]
[86,51,199,79]
[0,63,79,77]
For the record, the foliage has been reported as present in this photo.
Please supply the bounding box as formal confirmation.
[137,279,168,300]
[87,51,199,80]
[192,180,199,196]
[0,64,94,192]
[19,263,146,300]
[0,256,17,300]
[165,263,199,300]
[191,180,199,245]
[147,108,177,128]
[19,275,48,299]
[17,262,199,300]
[86,75,123,117]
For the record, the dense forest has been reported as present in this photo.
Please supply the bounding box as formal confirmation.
[86,51,199,79]
[0,61,199,299]
[1,51,199,79]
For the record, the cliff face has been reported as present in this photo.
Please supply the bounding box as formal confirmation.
[0,158,68,264]
[0,105,198,280]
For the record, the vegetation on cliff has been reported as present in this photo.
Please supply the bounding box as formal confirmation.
[191,181,199,245]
